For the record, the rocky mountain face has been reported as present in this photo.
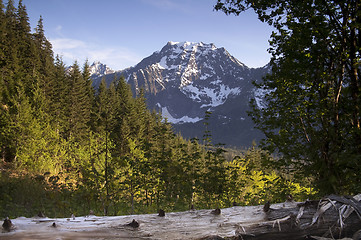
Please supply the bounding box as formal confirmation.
[91,41,268,147]
[88,61,115,77]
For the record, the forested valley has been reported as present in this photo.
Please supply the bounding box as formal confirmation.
[0,0,316,218]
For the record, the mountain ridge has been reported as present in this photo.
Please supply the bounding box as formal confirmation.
[90,41,268,147]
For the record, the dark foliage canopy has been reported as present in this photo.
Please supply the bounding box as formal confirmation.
[216,0,361,194]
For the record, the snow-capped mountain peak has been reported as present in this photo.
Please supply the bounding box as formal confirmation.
[91,41,268,147]
[88,61,115,77]
[119,41,253,122]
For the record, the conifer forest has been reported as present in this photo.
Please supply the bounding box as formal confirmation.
[2,0,353,219]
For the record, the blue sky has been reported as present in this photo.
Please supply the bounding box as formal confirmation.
[22,0,274,70]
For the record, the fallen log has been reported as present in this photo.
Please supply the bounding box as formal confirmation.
[235,194,361,240]
[1,194,360,239]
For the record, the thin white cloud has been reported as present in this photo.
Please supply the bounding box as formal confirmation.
[141,0,190,13]
[51,38,86,50]
[49,38,142,70]
[142,0,178,9]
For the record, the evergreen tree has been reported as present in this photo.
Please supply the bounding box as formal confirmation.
[0,0,8,161]
[0,0,6,73]
[2,0,19,102]
[90,77,119,215]
[199,111,227,207]
[82,60,94,111]
[15,0,38,100]
[33,15,55,107]
[50,56,70,134]
[81,60,94,128]
[152,118,170,195]
[185,138,203,208]
[67,62,92,142]
[111,76,134,157]
[8,80,61,173]
[141,110,162,207]
[1,0,24,162]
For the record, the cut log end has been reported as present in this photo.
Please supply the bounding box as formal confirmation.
[158,209,165,217]
[2,217,13,232]
[211,208,221,215]
[126,219,139,228]
[263,201,270,213]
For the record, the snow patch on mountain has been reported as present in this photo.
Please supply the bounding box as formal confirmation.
[254,87,269,109]
[158,104,202,124]
[181,83,241,108]
[159,56,168,69]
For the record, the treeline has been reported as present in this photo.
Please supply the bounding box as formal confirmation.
[0,0,315,218]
